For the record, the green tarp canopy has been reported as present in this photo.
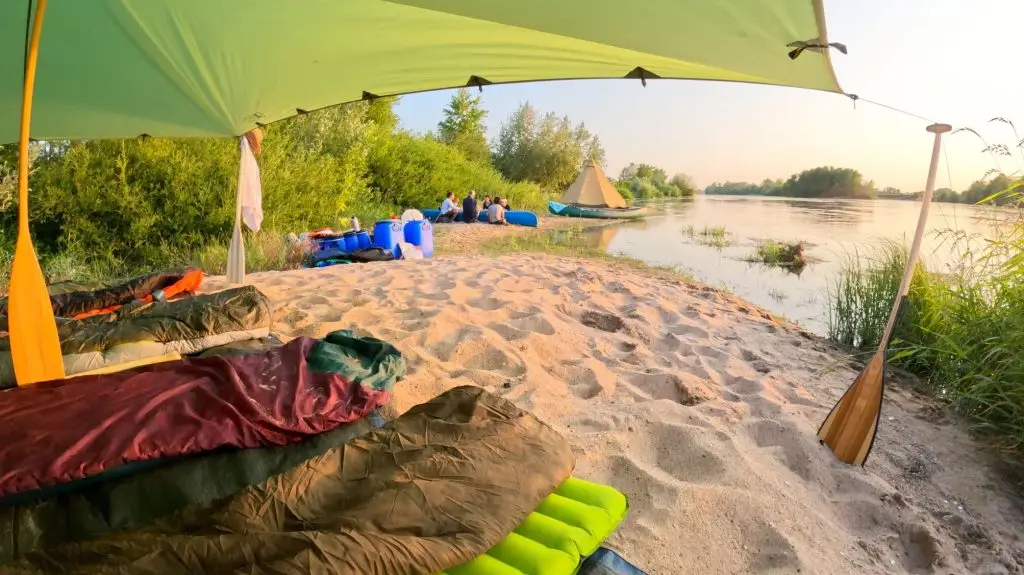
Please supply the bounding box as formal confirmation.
[1,0,844,143]
[1,0,845,383]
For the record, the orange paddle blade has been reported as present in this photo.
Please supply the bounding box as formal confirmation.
[816,350,885,465]
[9,0,63,386]
[9,240,64,385]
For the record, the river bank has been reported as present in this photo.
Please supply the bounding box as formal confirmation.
[203,250,1024,575]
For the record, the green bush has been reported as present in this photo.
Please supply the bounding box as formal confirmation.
[0,98,554,277]
[367,132,547,212]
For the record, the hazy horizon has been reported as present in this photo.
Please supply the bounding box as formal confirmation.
[395,0,1023,194]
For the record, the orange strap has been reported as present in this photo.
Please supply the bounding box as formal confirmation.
[69,270,205,320]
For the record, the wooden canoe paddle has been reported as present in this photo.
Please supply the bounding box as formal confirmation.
[817,123,952,465]
[8,0,65,386]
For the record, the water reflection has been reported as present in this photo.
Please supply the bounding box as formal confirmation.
[587,196,1012,335]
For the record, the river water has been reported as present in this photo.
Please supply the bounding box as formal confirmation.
[577,196,1013,335]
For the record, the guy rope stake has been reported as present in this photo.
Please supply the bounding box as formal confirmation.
[817,123,952,465]
[9,0,65,385]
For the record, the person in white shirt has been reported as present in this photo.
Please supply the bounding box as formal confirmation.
[438,191,460,222]
[487,196,508,225]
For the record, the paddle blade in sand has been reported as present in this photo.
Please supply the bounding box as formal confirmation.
[817,346,887,465]
[9,0,64,386]
[817,123,951,465]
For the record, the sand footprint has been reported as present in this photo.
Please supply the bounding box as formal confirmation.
[725,374,764,396]
[416,290,451,302]
[743,520,804,572]
[668,321,710,339]
[464,347,527,377]
[647,421,730,483]
[467,296,505,311]
[298,294,330,307]
[625,371,712,406]
[565,359,616,399]
[744,418,823,481]
[509,314,555,336]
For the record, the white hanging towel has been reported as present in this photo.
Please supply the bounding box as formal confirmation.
[227,135,263,284]
[239,135,263,232]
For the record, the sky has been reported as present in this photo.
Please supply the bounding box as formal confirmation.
[394,0,1024,193]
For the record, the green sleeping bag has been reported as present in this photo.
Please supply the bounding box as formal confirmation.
[441,477,628,575]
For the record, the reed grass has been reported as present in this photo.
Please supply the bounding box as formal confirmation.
[683,224,733,248]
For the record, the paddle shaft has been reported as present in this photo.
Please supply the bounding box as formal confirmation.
[877,124,951,348]
[17,0,47,233]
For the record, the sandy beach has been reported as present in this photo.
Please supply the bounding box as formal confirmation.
[204,226,1024,575]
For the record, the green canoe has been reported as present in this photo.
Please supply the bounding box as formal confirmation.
[548,201,648,220]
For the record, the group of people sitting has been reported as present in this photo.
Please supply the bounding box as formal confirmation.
[438,190,511,225]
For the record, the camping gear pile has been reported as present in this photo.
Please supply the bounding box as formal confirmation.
[0,273,635,573]
[549,160,648,220]
[301,216,436,268]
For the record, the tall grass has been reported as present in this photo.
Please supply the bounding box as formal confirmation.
[826,241,924,349]
[826,204,1024,459]
[0,231,310,295]
[195,232,310,275]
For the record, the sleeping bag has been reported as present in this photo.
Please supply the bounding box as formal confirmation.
[0,286,272,387]
[1,386,573,575]
[0,268,203,319]
[0,330,404,501]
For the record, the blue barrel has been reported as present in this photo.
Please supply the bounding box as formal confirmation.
[355,230,371,249]
[343,231,359,252]
[403,220,433,258]
[318,237,345,252]
[419,221,433,258]
[373,220,404,257]
[403,220,422,246]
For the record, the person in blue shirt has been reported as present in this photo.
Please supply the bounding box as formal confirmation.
[462,190,478,223]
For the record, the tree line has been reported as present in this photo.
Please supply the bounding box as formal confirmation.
[704,167,876,199]
[704,166,1020,205]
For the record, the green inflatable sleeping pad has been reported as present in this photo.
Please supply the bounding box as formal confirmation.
[440,477,629,575]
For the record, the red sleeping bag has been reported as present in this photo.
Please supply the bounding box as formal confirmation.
[0,337,391,498]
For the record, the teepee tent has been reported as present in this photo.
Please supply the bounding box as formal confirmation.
[562,160,628,208]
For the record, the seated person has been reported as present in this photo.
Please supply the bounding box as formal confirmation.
[437,191,460,222]
[487,196,508,225]
[481,195,493,211]
[500,197,512,211]
[462,190,478,223]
